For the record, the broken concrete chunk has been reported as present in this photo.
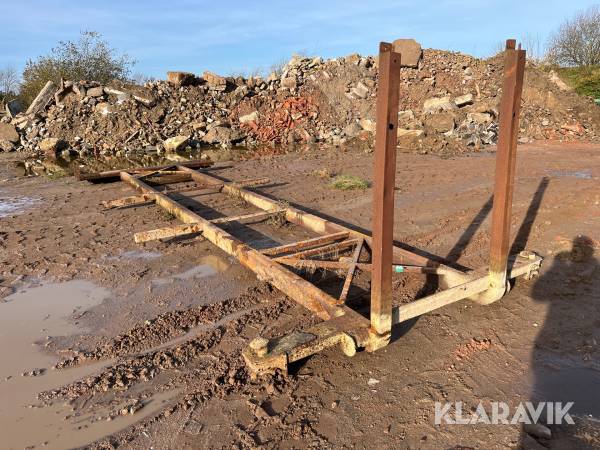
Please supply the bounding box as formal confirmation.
[0,140,15,152]
[454,93,474,107]
[343,122,362,138]
[202,126,245,145]
[39,138,68,159]
[239,111,259,124]
[163,135,190,152]
[167,71,196,86]
[86,87,105,98]
[351,82,369,99]
[202,71,228,91]
[280,76,297,90]
[392,39,423,68]
[5,99,23,118]
[397,129,424,138]
[467,112,493,124]
[359,118,376,133]
[55,84,74,105]
[423,96,457,114]
[95,102,117,115]
[26,80,56,115]
[104,86,156,107]
[0,123,20,143]
[424,112,455,133]
[72,83,87,98]
[397,110,418,129]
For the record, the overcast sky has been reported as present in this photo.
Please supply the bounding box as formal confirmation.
[1,1,598,79]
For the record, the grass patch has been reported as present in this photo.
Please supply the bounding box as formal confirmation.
[47,170,67,180]
[556,66,600,99]
[330,174,370,190]
[312,168,335,179]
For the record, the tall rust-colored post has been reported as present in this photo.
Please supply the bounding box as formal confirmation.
[487,39,526,301]
[370,42,401,336]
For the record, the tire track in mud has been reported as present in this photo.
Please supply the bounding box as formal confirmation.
[34,283,329,448]
[54,284,276,369]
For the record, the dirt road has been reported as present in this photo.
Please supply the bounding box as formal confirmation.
[0,140,599,449]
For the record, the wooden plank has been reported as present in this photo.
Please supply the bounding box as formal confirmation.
[144,173,192,185]
[210,209,285,225]
[161,185,222,195]
[261,232,349,256]
[370,42,401,335]
[76,160,212,182]
[102,193,154,209]
[134,223,202,243]
[274,239,360,261]
[339,238,363,304]
[134,209,285,243]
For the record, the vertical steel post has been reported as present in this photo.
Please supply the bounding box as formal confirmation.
[370,42,401,335]
[488,39,526,298]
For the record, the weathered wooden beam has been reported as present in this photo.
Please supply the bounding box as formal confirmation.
[76,160,213,182]
[133,210,286,243]
[102,193,155,209]
[274,239,360,261]
[261,232,350,257]
[371,42,401,336]
[144,173,193,185]
[134,223,203,243]
[210,209,285,225]
[120,172,206,224]
[121,171,350,321]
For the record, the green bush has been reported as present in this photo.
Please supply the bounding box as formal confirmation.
[557,66,600,99]
[330,175,370,190]
[20,31,134,105]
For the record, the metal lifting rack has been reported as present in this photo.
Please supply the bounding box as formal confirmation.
[82,39,541,375]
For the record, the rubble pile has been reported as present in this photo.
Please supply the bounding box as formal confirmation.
[2,42,599,162]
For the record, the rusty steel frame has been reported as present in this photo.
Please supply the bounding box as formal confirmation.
[93,39,541,376]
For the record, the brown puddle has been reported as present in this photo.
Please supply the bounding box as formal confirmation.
[0,195,38,218]
[0,280,177,449]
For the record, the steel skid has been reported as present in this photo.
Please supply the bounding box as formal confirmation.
[86,39,541,376]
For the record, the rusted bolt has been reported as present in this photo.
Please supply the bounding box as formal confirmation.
[249,337,269,357]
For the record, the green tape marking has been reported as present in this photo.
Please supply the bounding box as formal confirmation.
[394,265,404,273]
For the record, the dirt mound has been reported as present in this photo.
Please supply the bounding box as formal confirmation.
[2,47,599,162]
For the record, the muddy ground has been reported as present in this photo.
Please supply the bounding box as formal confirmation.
[0,140,599,449]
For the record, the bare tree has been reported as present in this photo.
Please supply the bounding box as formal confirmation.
[521,33,547,63]
[131,72,155,85]
[547,5,600,66]
[0,66,20,99]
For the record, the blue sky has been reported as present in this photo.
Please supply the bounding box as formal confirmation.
[1,1,598,79]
